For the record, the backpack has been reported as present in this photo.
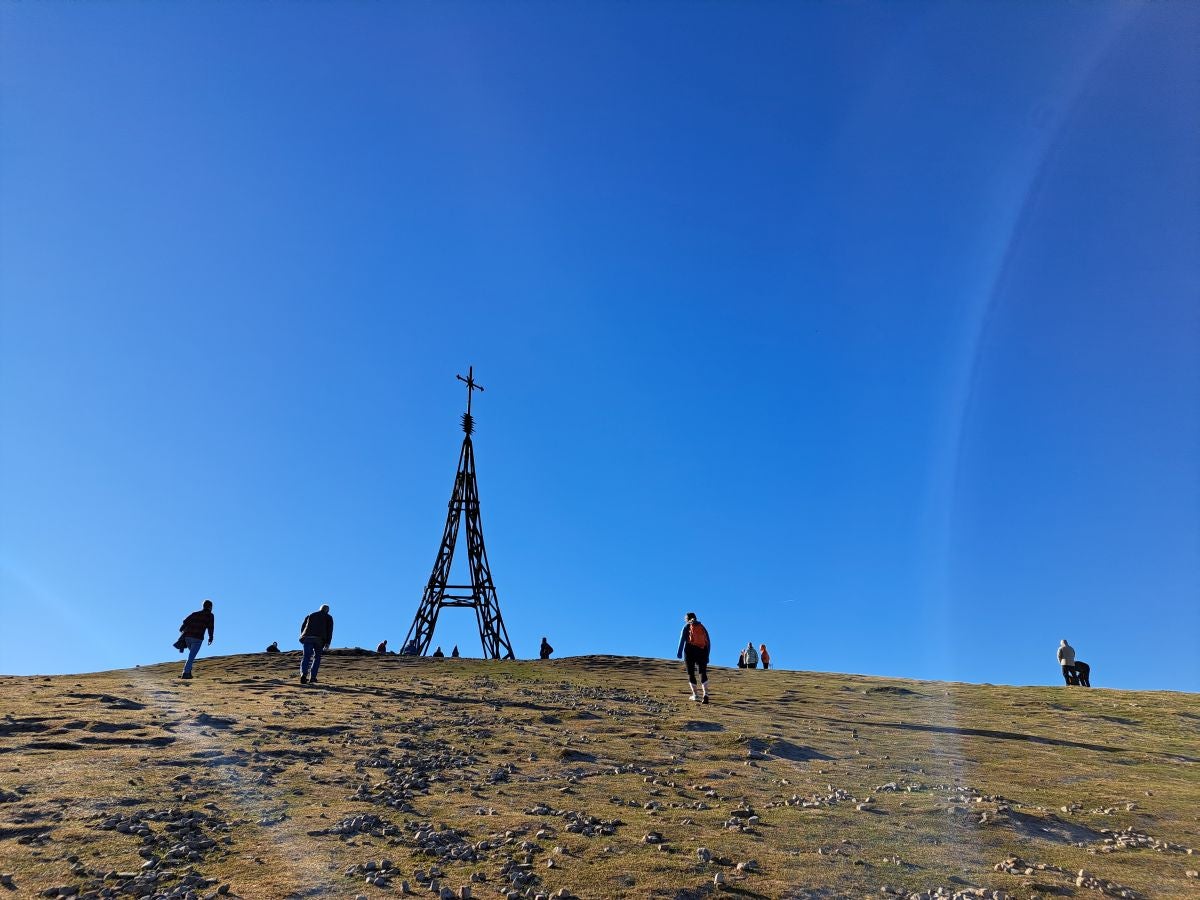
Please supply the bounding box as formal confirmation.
[686,621,710,651]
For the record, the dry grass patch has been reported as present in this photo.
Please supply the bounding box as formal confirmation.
[0,653,1196,898]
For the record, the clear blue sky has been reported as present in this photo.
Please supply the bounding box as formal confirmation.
[1,2,1196,690]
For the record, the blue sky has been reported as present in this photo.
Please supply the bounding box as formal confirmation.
[1,2,1196,690]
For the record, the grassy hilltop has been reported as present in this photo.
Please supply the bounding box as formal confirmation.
[0,653,1196,899]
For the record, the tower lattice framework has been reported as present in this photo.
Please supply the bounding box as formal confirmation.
[404,368,515,659]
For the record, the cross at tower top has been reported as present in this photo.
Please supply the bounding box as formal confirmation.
[456,366,484,434]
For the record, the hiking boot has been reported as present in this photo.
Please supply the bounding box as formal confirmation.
[180,672,192,679]
[299,675,308,684]
[688,694,698,702]
[702,694,710,704]
[309,676,318,684]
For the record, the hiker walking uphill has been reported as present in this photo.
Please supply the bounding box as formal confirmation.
[176,599,214,679]
[299,604,334,684]
[759,643,771,670]
[676,612,711,703]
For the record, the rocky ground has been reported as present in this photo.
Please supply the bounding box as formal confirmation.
[0,652,1196,899]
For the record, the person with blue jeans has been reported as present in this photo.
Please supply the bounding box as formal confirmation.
[178,599,215,679]
[299,603,334,684]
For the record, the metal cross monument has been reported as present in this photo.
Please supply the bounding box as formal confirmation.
[403,367,515,659]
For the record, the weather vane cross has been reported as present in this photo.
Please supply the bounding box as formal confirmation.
[456,366,484,415]
[456,366,484,434]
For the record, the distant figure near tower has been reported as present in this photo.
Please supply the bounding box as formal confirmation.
[1057,639,1076,685]
[403,367,516,660]
[1057,638,1092,687]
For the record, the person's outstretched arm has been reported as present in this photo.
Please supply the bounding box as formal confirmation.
[676,626,688,659]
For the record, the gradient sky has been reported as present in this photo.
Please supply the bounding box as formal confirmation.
[1,2,1196,690]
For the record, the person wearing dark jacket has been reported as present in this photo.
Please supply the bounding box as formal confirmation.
[539,637,554,660]
[1073,660,1091,687]
[265,641,280,653]
[299,604,334,684]
[676,612,711,703]
[432,646,445,658]
[179,599,215,679]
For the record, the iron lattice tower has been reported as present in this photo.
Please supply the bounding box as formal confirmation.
[404,367,515,659]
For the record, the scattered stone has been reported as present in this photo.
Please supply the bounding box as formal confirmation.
[1094,826,1192,855]
[1075,868,1147,899]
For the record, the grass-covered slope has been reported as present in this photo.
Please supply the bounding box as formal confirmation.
[0,653,1196,899]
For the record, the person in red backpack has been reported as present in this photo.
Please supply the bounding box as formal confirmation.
[676,612,711,703]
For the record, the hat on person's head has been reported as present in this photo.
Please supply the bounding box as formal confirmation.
[685,612,696,621]
[1061,638,1068,644]
[320,604,330,612]
[202,599,213,609]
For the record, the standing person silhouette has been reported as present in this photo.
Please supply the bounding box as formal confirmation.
[743,641,759,669]
[759,643,771,670]
[299,604,334,684]
[1057,639,1077,685]
[539,637,554,660]
[1074,659,1091,687]
[676,612,711,703]
[178,599,214,680]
